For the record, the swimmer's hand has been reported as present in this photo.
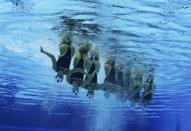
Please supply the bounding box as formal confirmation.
[40,46,44,53]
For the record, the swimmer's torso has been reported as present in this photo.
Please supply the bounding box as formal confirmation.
[56,47,71,72]
[105,65,116,84]
[116,71,124,86]
[143,78,154,100]
[74,57,84,69]
[70,57,85,85]
[86,62,97,84]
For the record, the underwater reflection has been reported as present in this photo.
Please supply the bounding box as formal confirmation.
[41,34,156,107]
[52,16,101,41]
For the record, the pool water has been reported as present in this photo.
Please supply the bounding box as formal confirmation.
[0,0,191,131]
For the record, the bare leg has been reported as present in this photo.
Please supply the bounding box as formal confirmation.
[40,46,57,72]
[72,81,79,95]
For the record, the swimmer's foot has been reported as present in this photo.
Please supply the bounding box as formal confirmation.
[72,86,79,95]
[87,89,94,99]
[55,74,63,83]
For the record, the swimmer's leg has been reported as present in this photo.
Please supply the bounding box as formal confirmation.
[40,46,57,71]
[72,81,79,95]
[59,44,68,56]
[104,86,111,99]
[87,86,94,99]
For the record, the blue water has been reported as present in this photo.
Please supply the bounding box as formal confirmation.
[0,0,191,131]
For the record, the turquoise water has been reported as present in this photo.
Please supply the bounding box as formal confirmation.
[0,0,191,131]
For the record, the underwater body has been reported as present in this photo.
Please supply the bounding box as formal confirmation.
[0,0,191,131]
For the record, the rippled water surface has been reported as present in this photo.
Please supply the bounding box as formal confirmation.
[0,0,191,131]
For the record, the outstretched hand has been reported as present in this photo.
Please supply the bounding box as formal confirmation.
[40,46,44,53]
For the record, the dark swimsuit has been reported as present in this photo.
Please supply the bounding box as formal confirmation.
[105,65,116,84]
[133,85,140,101]
[56,47,71,72]
[70,57,84,85]
[125,73,131,88]
[132,76,143,101]
[116,71,124,87]
[143,78,153,100]
[86,62,97,84]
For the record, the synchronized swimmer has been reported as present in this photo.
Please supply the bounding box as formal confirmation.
[41,35,155,105]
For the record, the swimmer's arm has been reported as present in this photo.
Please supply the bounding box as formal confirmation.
[84,55,89,70]
[135,69,143,81]
[95,61,100,74]
[73,52,80,68]
[104,63,111,76]
[114,66,118,79]
[71,45,76,57]
[40,46,57,72]
[143,83,149,92]
[115,66,120,78]
[59,44,68,56]
[85,59,92,72]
